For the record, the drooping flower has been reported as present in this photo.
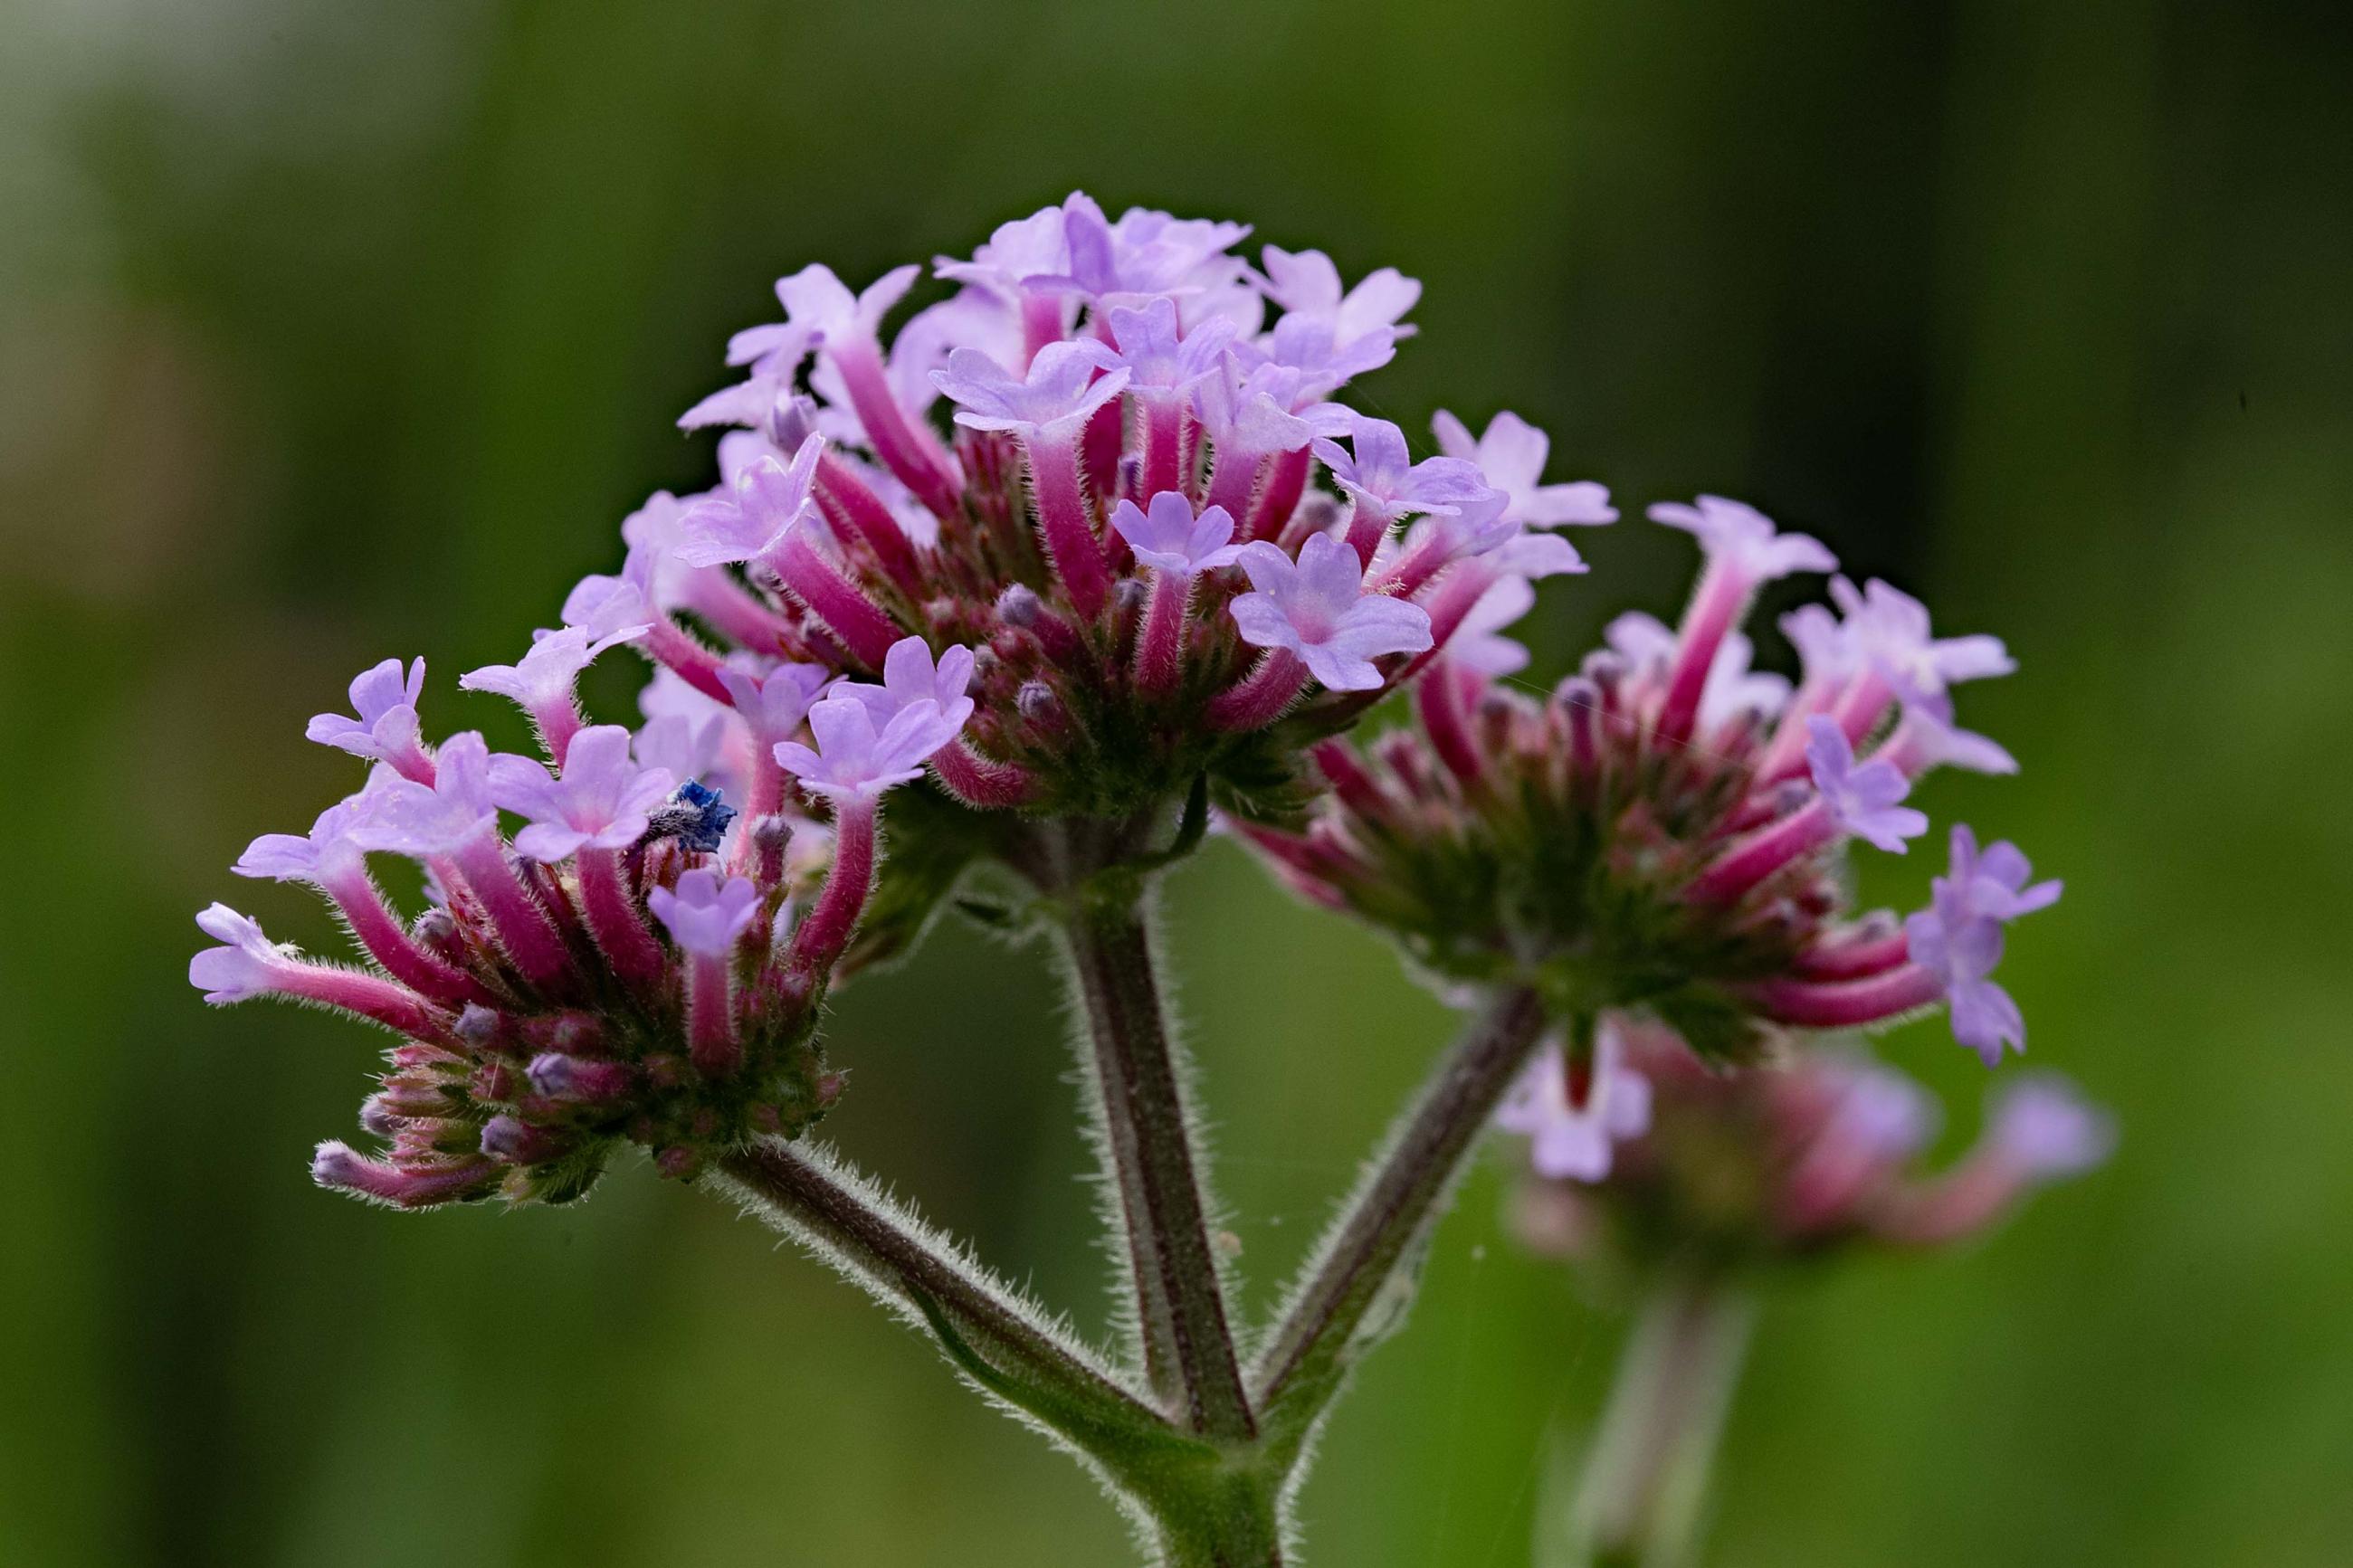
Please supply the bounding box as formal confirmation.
[1495,1023,1653,1182]
[1646,495,1837,585]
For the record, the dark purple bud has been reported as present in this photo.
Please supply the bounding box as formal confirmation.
[654,1145,700,1180]
[1116,453,1144,503]
[749,1102,784,1135]
[481,1114,573,1165]
[528,1053,634,1104]
[642,1053,687,1090]
[471,1060,519,1102]
[453,1003,502,1048]
[1111,577,1147,613]
[996,584,1041,628]
[1018,680,1062,726]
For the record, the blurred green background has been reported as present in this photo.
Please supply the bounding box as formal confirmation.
[4,0,2349,1563]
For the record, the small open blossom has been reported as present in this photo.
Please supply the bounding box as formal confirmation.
[1904,827,2062,1065]
[1496,1023,1654,1182]
[648,868,762,956]
[492,725,675,862]
[1113,492,1243,577]
[674,434,827,569]
[930,342,1129,440]
[777,695,962,801]
[1805,717,1929,853]
[1229,535,1434,692]
[1646,495,1836,584]
[1431,410,1616,529]
[307,658,432,777]
[1311,413,1493,533]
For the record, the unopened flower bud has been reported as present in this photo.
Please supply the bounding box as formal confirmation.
[996,584,1041,629]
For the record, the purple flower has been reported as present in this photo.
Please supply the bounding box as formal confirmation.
[647,868,760,957]
[776,262,919,349]
[1310,413,1499,531]
[1904,824,2062,1065]
[1605,613,1790,727]
[1044,193,1250,303]
[1449,575,1538,678]
[1252,245,1420,348]
[1986,1073,2116,1179]
[306,658,426,765]
[935,204,1071,301]
[1818,1055,1939,1163]
[1495,1022,1653,1183]
[1191,357,1314,457]
[1831,576,2015,705]
[189,903,291,1003]
[929,342,1129,442]
[1647,495,1836,584]
[824,636,977,737]
[1110,492,1243,577]
[1097,297,1237,396]
[345,731,507,857]
[774,695,960,802]
[1430,410,1616,528]
[560,568,656,644]
[1945,823,2064,920]
[634,710,735,796]
[1889,701,2019,778]
[491,725,676,862]
[673,432,826,569]
[1805,716,1929,853]
[1228,534,1434,691]
[1779,602,1858,688]
[458,624,641,713]
[233,779,396,887]
[717,660,833,746]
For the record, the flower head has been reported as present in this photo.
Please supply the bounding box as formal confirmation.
[1229,535,1434,692]
[460,624,642,714]
[1986,1073,2117,1179]
[189,904,290,1003]
[824,637,976,736]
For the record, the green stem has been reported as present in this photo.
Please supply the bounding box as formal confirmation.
[1568,1274,1755,1568]
[1251,986,1548,1462]
[715,1140,1172,1460]
[1061,877,1259,1444]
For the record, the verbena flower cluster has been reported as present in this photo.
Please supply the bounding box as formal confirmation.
[1239,499,2066,1178]
[1509,1021,2115,1275]
[190,192,1613,1209]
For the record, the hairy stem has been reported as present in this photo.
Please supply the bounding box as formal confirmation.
[1251,985,1548,1456]
[716,1140,1165,1449]
[1567,1275,1754,1568]
[1062,881,1258,1443]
